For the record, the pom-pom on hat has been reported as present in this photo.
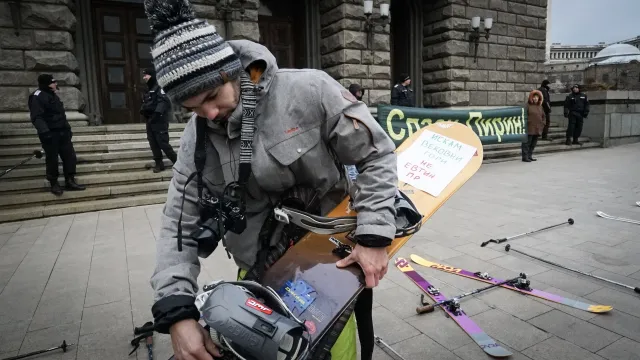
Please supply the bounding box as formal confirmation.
[143,0,243,104]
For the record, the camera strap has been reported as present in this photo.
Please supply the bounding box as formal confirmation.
[238,72,258,187]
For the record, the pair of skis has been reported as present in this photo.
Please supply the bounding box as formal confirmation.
[395,255,613,358]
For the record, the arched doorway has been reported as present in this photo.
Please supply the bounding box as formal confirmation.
[390,0,423,107]
[258,0,320,69]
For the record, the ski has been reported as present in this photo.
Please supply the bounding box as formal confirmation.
[409,254,613,313]
[395,257,513,358]
[596,211,640,225]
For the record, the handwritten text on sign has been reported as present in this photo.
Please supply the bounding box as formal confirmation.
[397,130,477,197]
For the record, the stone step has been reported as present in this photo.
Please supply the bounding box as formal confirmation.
[0,169,173,193]
[0,181,169,207]
[0,192,168,224]
[0,149,181,168]
[0,112,89,128]
[483,136,591,151]
[0,139,182,156]
[0,120,88,129]
[484,140,601,160]
[0,123,187,137]
[1,158,174,180]
[0,131,184,146]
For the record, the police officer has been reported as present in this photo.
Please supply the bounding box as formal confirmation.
[563,84,590,145]
[390,73,415,107]
[538,79,552,140]
[348,83,364,101]
[141,68,177,172]
[28,74,85,195]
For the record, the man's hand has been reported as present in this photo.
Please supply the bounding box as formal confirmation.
[336,245,388,288]
[170,319,222,360]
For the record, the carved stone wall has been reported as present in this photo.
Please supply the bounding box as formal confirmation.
[191,0,260,42]
[319,0,391,106]
[422,0,548,107]
[0,0,82,114]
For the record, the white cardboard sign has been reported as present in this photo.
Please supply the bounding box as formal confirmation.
[396,129,477,197]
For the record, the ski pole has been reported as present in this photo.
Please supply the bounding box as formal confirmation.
[596,211,640,226]
[146,334,154,360]
[481,218,574,247]
[0,340,71,360]
[374,335,406,360]
[416,273,527,314]
[505,244,640,294]
[0,150,44,179]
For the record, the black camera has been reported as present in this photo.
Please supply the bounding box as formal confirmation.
[187,188,247,253]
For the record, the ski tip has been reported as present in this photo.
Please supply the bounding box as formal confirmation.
[588,305,613,313]
[485,347,513,358]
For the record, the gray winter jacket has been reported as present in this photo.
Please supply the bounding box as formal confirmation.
[149,40,398,318]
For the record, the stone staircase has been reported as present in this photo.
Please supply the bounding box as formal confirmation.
[0,114,185,223]
[0,116,599,223]
[482,121,601,164]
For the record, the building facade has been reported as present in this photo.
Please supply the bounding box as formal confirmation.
[545,41,640,93]
[0,0,549,126]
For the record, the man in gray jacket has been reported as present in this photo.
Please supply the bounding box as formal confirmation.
[143,1,398,359]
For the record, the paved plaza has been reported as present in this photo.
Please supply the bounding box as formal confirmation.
[1,143,640,360]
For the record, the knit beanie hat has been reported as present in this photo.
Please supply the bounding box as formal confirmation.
[143,0,244,104]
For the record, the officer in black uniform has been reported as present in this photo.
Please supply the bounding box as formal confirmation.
[390,73,415,107]
[28,74,85,196]
[348,83,364,101]
[140,68,177,172]
[563,84,590,145]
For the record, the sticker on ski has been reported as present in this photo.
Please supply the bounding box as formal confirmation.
[395,257,513,358]
[279,279,318,315]
[409,254,613,313]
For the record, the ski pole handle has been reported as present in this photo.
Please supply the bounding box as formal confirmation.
[480,238,506,247]
[416,304,436,314]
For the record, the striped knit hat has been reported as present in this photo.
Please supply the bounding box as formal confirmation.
[143,0,243,104]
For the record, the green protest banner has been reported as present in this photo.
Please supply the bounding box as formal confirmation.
[376,105,528,147]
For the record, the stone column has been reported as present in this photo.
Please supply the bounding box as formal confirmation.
[0,0,83,117]
[319,0,391,106]
[422,0,548,108]
[192,0,260,42]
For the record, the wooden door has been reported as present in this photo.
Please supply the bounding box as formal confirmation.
[259,16,295,68]
[93,2,154,124]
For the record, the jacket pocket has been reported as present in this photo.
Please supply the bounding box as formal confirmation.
[267,126,321,166]
[254,126,322,192]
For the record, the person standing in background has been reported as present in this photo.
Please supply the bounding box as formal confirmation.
[348,83,365,102]
[28,74,85,195]
[390,73,415,107]
[538,79,552,140]
[140,68,177,172]
[563,84,590,146]
[522,89,546,162]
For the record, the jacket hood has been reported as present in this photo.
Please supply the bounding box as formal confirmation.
[528,89,543,105]
[204,39,280,137]
[227,39,279,97]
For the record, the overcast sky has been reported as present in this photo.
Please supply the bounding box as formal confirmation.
[549,0,639,45]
